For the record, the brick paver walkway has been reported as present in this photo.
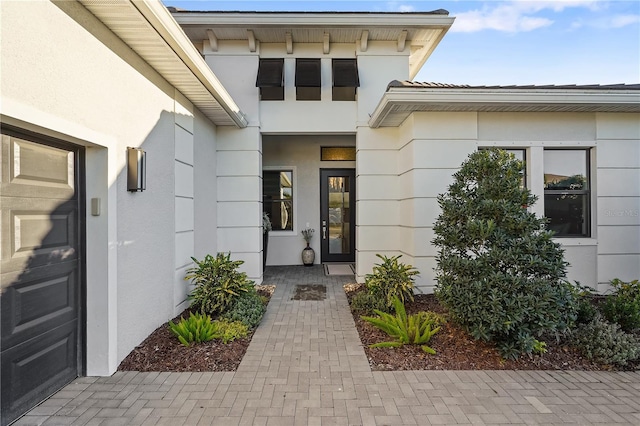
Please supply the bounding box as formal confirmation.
[16,266,640,425]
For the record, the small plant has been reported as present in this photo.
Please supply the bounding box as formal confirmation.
[213,319,249,344]
[365,254,419,309]
[185,253,254,316]
[571,282,599,325]
[602,278,640,332]
[168,312,216,347]
[301,228,315,244]
[361,297,442,354]
[221,289,266,329]
[532,340,547,355]
[571,314,640,366]
[350,291,389,315]
[263,212,272,234]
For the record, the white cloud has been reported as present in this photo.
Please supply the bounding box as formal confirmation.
[571,13,640,29]
[451,0,603,33]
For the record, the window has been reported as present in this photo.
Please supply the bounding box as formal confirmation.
[332,59,359,101]
[295,59,321,100]
[544,149,590,237]
[321,147,356,161]
[263,170,293,231]
[256,59,284,101]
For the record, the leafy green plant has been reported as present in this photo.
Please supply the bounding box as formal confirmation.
[571,314,640,366]
[365,254,419,309]
[185,253,254,316]
[432,148,578,359]
[350,291,389,315]
[571,282,599,325]
[602,278,640,332]
[221,289,266,329]
[168,312,217,347]
[213,319,249,344]
[361,297,442,354]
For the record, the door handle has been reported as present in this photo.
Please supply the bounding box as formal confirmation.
[323,226,327,239]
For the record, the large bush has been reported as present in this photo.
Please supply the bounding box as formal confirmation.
[432,148,577,359]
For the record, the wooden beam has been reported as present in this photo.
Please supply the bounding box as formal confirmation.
[360,30,369,52]
[247,30,256,52]
[206,29,217,52]
[286,32,293,54]
[397,30,407,52]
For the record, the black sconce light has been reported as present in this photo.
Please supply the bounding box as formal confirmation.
[127,147,146,192]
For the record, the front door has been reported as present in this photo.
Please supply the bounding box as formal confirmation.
[1,129,84,425]
[320,169,355,263]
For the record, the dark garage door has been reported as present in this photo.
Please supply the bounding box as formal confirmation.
[1,129,83,425]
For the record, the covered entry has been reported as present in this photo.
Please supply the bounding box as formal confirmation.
[1,129,84,425]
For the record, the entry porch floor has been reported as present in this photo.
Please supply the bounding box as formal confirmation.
[17,266,640,425]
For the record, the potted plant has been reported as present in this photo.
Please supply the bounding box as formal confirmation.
[263,212,272,272]
[301,227,315,266]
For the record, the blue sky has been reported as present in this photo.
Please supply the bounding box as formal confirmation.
[165,1,640,85]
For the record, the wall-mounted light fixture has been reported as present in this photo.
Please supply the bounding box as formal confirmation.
[127,147,146,192]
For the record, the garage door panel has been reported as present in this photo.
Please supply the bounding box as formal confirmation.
[1,262,78,348]
[1,130,82,426]
[0,135,75,199]
[1,322,78,422]
[1,198,78,273]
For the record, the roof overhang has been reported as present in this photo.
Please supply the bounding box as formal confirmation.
[78,0,247,127]
[369,86,640,128]
[172,11,455,80]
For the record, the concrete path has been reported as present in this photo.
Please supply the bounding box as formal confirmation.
[16,266,640,425]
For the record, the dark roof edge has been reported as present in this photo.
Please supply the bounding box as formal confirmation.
[167,8,450,16]
[387,80,640,91]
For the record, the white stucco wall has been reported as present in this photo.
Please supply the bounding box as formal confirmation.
[595,113,640,290]
[0,0,215,374]
[262,135,356,266]
[357,110,639,293]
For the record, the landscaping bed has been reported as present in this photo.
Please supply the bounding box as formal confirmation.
[345,283,640,371]
[118,285,275,372]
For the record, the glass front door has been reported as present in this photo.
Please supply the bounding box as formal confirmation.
[320,169,355,263]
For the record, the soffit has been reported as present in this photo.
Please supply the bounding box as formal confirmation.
[172,12,454,79]
[370,86,640,127]
[78,0,246,127]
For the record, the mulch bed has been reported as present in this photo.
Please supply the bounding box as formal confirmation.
[117,285,275,372]
[344,283,639,371]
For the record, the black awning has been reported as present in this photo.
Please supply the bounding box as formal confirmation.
[256,59,284,87]
[333,59,359,87]
[295,59,321,87]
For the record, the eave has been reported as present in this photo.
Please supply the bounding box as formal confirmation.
[78,0,247,127]
[172,11,455,80]
[369,87,640,128]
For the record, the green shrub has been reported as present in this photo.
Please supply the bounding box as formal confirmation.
[221,289,266,329]
[365,254,419,309]
[350,291,389,315]
[570,282,599,325]
[432,148,577,359]
[185,253,253,316]
[361,297,442,354]
[602,279,640,332]
[168,312,216,347]
[571,314,640,366]
[213,319,249,344]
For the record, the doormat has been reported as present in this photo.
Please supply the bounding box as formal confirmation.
[292,284,326,301]
[324,264,355,276]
